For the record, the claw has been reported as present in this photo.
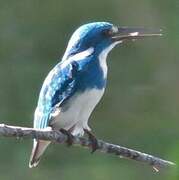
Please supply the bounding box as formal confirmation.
[153,166,160,172]
[84,129,98,153]
[60,129,74,146]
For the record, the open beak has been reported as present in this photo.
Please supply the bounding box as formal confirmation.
[111,27,162,41]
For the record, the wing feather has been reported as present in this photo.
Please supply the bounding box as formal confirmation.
[34,61,79,129]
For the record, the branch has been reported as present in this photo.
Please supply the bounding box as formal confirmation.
[0,123,175,170]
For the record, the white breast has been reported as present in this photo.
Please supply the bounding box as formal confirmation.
[50,88,105,136]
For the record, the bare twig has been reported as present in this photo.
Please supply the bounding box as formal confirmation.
[0,123,175,169]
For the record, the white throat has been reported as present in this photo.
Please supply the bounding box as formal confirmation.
[98,42,120,78]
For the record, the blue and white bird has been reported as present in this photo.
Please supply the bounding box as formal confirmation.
[29,22,161,168]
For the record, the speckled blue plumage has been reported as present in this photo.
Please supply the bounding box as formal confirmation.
[35,51,106,129]
[30,21,162,168]
[34,22,114,130]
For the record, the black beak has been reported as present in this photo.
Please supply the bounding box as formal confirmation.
[111,27,162,41]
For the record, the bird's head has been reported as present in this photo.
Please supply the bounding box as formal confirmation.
[63,22,162,59]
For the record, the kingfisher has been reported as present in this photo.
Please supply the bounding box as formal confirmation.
[29,22,161,168]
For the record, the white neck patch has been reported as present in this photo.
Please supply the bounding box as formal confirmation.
[61,47,94,69]
[61,41,121,76]
[69,47,94,62]
[98,41,121,78]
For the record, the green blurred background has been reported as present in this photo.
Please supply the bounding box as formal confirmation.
[0,0,179,179]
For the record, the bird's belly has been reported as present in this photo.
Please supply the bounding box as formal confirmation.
[50,88,104,135]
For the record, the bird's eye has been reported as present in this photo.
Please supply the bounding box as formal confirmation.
[102,29,113,37]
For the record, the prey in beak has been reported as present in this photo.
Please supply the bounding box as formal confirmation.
[111,27,162,42]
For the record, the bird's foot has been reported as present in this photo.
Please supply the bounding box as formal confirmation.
[84,129,98,153]
[60,129,74,146]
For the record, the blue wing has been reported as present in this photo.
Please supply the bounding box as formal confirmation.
[34,60,80,129]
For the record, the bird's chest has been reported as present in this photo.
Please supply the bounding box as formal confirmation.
[50,55,108,130]
[50,88,104,130]
[62,88,104,115]
[77,58,107,91]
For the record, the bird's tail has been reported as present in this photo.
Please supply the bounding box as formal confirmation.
[29,139,50,168]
